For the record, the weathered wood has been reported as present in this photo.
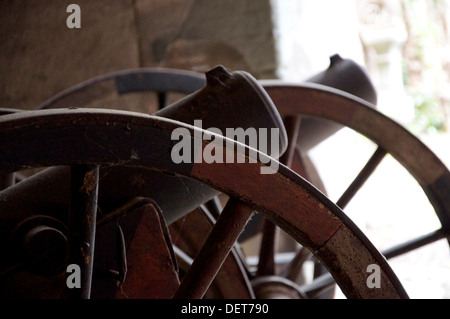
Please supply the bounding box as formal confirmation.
[169,207,254,299]
[264,82,450,234]
[173,199,253,299]
[315,225,403,299]
[0,110,410,298]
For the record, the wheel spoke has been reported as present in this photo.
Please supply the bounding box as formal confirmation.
[66,164,99,299]
[383,228,447,259]
[336,146,387,209]
[301,273,335,298]
[256,219,279,276]
[281,246,312,281]
[0,108,420,299]
[202,197,223,219]
[257,116,301,277]
[301,228,448,297]
[173,199,254,299]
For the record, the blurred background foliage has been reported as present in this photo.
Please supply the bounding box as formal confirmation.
[401,0,450,133]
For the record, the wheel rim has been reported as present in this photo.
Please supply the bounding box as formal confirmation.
[259,81,450,296]
[4,67,448,298]
[0,109,408,298]
[263,81,450,239]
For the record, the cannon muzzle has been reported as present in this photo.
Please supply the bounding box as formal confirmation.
[297,54,377,151]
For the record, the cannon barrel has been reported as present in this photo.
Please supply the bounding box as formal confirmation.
[296,54,377,151]
[0,58,378,247]
[0,66,287,241]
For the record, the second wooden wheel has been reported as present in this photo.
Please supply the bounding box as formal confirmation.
[249,81,450,297]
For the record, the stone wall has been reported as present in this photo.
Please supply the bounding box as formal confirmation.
[0,0,277,110]
[0,1,140,109]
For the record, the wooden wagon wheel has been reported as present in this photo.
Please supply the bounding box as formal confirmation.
[257,82,450,297]
[12,66,448,298]
[20,66,337,298]
[0,67,267,299]
[0,108,408,299]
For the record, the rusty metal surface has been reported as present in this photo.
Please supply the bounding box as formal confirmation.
[0,109,408,298]
[114,201,180,299]
[66,165,99,299]
[79,197,181,299]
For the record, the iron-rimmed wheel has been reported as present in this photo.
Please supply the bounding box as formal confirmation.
[259,81,450,297]
[0,109,408,298]
[4,67,448,298]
